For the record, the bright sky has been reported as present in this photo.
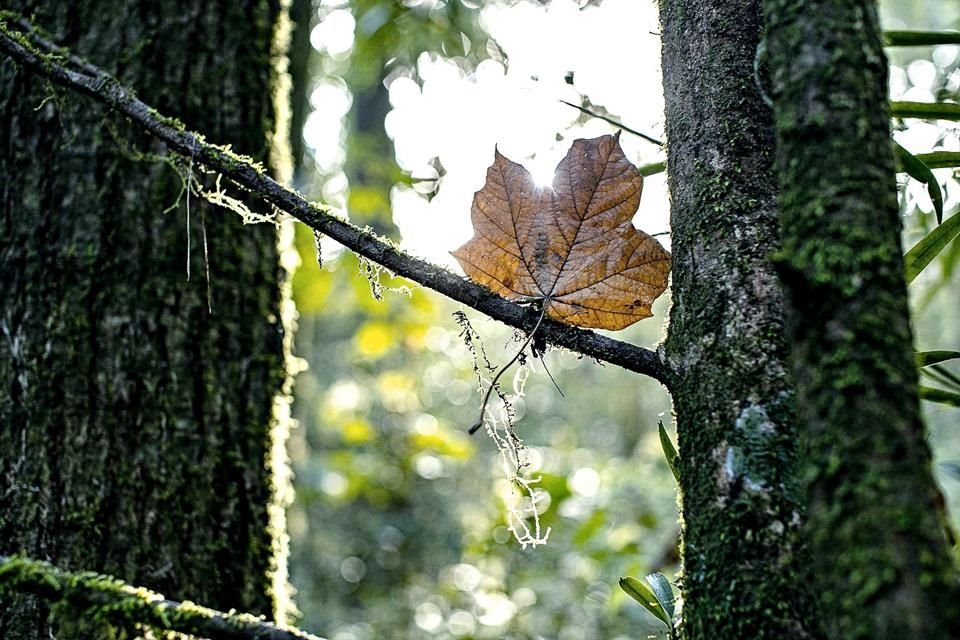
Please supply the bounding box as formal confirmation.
[302,0,960,266]
[303,0,669,268]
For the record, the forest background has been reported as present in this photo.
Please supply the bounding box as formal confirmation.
[286,1,959,639]
[0,0,958,639]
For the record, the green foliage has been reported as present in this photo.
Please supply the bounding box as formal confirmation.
[916,151,960,169]
[888,13,960,559]
[891,101,960,120]
[289,236,676,638]
[0,556,317,640]
[919,386,960,407]
[920,363,960,407]
[885,30,960,47]
[658,421,680,482]
[287,2,960,639]
[916,351,960,367]
[904,211,960,282]
[618,573,676,635]
[894,142,943,223]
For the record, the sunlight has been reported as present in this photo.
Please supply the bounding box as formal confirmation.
[300,0,668,268]
[382,0,666,268]
[529,156,557,189]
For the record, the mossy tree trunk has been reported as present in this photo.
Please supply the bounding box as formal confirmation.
[659,2,824,638]
[765,1,960,637]
[0,1,291,637]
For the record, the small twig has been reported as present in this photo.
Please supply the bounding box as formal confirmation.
[202,206,213,313]
[470,304,548,434]
[186,154,192,281]
[0,15,673,389]
[538,353,565,397]
[559,99,664,147]
[0,555,324,640]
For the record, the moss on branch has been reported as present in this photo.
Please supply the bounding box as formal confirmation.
[0,556,324,640]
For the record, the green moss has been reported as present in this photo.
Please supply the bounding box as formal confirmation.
[0,556,309,639]
[767,1,960,636]
[2,3,290,636]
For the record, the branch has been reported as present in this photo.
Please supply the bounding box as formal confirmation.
[0,15,672,388]
[0,555,325,640]
[559,99,664,146]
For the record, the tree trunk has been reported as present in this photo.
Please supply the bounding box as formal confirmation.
[764,1,960,637]
[659,2,824,638]
[0,1,291,637]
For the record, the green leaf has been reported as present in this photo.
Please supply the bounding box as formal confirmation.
[619,576,672,628]
[894,142,943,223]
[916,351,960,367]
[645,572,675,620]
[884,30,960,46]
[891,101,960,122]
[904,211,960,283]
[638,161,665,177]
[572,510,606,547]
[916,151,960,169]
[926,364,960,391]
[658,421,680,482]
[939,461,960,479]
[919,386,960,407]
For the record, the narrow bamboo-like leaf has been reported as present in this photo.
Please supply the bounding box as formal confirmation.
[916,151,960,169]
[638,161,665,177]
[940,462,960,479]
[929,364,960,390]
[645,572,675,620]
[619,576,671,627]
[884,30,960,46]
[916,351,960,368]
[658,421,680,482]
[891,101,960,122]
[895,142,943,223]
[919,386,960,407]
[904,211,960,282]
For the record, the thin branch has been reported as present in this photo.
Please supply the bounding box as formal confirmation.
[0,555,325,640]
[559,99,664,146]
[470,303,549,434]
[0,16,672,388]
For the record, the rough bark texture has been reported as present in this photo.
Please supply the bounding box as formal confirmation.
[764,1,960,638]
[0,1,287,637]
[287,0,313,178]
[659,2,824,638]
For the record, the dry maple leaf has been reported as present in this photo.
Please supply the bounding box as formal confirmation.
[452,133,670,330]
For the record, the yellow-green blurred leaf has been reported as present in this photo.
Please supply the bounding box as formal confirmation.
[410,430,473,459]
[355,321,396,358]
[342,418,376,444]
[378,371,419,413]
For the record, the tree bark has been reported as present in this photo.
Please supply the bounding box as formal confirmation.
[764,1,960,637]
[659,2,824,638]
[0,1,290,637]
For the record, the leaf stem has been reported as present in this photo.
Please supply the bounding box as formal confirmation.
[469,304,549,435]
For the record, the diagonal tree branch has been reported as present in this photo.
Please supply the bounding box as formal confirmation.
[0,15,672,388]
[0,555,325,640]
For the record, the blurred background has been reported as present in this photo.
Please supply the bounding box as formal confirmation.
[283,1,960,638]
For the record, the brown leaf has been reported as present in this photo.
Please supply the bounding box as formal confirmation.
[452,134,670,330]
